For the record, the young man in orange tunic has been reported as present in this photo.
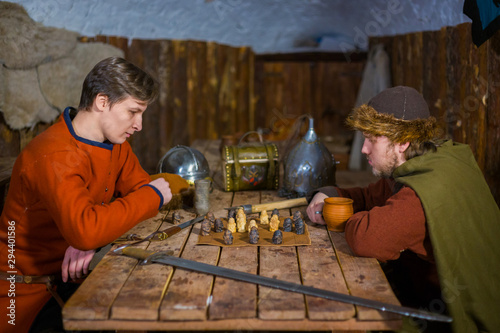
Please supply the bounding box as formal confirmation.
[0,57,172,333]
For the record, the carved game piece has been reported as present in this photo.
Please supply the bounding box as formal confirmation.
[293,211,303,221]
[172,211,181,224]
[272,230,283,244]
[271,208,279,218]
[283,217,292,232]
[214,218,224,233]
[206,212,215,226]
[227,217,237,233]
[201,218,211,236]
[247,219,258,232]
[227,208,236,220]
[237,215,247,233]
[249,226,259,244]
[237,207,245,218]
[295,217,305,235]
[269,215,279,233]
[260,210,269,225]
[223,229,233,245]
[206,212,216,228]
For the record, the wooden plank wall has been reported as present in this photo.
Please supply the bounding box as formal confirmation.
[79,36,255,173]
[253,60,365,142]
[371,22,500,204]
[2,23,498,205]
[0,35,363,175]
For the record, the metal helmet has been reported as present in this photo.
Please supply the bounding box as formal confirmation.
[279,116,336,198]
[157,145,210,185]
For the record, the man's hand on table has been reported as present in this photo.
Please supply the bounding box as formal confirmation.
[61,246,96,282]
[150,178,173,206]
[306,192,329,225]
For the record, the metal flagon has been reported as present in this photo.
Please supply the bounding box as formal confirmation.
[157,145,210,185]
[279,116,336,198]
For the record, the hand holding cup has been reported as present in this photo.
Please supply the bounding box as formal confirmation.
[322,197,353,232]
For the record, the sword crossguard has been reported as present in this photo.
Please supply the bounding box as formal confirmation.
[151,232,169,241]
[140,252,171,265]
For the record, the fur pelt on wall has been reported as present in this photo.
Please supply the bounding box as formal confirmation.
[2,68,59,129]
[38,43,124,112]
[0,2,78,69]
[0,1,124,130]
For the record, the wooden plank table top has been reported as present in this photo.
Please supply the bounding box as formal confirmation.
[63,139,402,332]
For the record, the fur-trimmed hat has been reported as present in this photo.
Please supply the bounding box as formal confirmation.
[346,86,437,143]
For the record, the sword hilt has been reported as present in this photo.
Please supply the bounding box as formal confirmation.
[121,247,156,260]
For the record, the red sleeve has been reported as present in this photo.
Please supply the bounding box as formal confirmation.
[31,150,161,251]
[344,186,428,262]
[337,178,394,212]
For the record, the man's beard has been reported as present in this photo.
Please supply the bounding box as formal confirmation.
[370,146,400,178]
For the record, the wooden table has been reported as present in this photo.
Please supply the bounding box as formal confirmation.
[63,140,402,332]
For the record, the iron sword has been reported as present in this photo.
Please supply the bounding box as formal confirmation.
[118,248,452,323]
[113,216,204,250]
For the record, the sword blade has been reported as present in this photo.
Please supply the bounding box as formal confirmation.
[113,216,204,250]
[121,249,452,323]
[176,215,205,230]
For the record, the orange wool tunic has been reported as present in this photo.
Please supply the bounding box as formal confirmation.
[0,109,163,333]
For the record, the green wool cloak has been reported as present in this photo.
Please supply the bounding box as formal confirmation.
[393,140,500,333]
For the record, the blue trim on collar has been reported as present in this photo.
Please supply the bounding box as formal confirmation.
[63,107,113,150]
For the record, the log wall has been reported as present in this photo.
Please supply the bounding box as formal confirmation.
[1,22,498,205]
[86,37,256,173]
[253,60,364,143]
[371,22,500,204]
[0,36,362,174]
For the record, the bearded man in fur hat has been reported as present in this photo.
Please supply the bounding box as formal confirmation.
[307,86,500,333]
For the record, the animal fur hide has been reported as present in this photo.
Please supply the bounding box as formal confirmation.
[346,104,437,144]
[38,43,124,112]
[0,2,124,130]
[2,68,58,130]
[0,1,78,69]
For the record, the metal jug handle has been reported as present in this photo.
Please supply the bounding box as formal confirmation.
[237,131,263,145]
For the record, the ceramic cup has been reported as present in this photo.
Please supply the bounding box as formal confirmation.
[322,197,354,232]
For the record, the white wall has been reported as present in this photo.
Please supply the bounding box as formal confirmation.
[8,0,470,54]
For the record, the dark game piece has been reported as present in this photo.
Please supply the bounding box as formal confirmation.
[271,208,279,218]
[172,211,181,224]
[295,217,304,235]
[249,226,260,244]
[200,218,211,236]
[206,212,216,226]
[223,229,233,245]
[292,211,303,221]
[272,230,283,244]
[214,218,224,233]
[227,208,236,220]
[283,217,292,232]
